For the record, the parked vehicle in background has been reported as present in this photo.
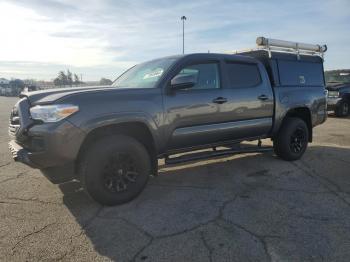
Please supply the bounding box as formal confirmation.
[0,78,10,96]
[0,79,25,97]
[0,87,5,96]
[8,37,328,206]
[23,85,38,93]
[4,87,14,96]
[326,70,350,117]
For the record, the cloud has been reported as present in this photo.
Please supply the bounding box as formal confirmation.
[0,0,349,80]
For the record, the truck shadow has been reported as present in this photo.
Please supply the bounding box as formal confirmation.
[58,145,350,261]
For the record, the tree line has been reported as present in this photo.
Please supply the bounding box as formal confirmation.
[53,70,113,87]
[53,70,82,87]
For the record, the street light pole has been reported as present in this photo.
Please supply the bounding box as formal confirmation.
[181,16,187,54]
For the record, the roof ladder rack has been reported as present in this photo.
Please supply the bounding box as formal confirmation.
[230,36,327,60]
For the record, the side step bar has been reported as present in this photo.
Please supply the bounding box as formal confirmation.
[164,145,273,165]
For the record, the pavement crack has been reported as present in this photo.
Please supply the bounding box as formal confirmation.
[293,161,350,208]
[333,157,350,166]
[58,206,104,260]
[159,220,215,239]
[155,195,239,240]
[217,194,240,219]
[216,220,277,262]
[0,200,19,205]
[0,162,11,168]
[214,192,279,262]
[130,238,154,262]
[200,231,213,262]
[0,171,27,184]
[127,194,241,261]
[296,214,334,222]
[258,186,331,195]
[148,183,213,190]
[53,236,78,261]
[114,217,153,239]
[72,206,104,239]
[11,222,56,252]
[83,206,104,228]
[3,196,61,205]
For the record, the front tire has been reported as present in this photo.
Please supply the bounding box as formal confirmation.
[273,117,309,161]
[79,135,151,206]
[335,101,349,117]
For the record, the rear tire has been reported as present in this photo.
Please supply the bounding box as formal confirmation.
[273,117,309,161]
[335,101,349,117]
[79,135,151,206]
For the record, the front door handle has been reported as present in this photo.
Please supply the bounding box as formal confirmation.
[258,94,269,101]
[212,97,227,104]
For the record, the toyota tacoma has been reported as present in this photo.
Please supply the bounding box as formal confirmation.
[9,37,328,205]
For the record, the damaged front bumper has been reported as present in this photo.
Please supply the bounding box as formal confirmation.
[9,140,40,168]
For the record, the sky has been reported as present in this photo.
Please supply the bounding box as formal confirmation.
[0,0,349,81]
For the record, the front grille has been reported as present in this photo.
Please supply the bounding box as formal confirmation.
[9,104,21,137]
[10,107,19,124]
[8,98,33,141]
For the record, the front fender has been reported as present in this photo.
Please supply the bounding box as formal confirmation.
[77,111,161,152]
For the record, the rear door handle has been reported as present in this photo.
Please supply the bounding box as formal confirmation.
[212,97,227,104]
[258,94,268,101]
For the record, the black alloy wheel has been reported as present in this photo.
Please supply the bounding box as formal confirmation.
[289,127,306,154]
[102,153,139,193]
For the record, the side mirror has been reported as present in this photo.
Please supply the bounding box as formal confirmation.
[171,74,196,90]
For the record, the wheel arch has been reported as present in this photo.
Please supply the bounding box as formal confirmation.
[76,121,158,175]
[280,107,312,142]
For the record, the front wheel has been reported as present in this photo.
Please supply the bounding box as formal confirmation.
[273,117,309,161]
[79,135,151,206]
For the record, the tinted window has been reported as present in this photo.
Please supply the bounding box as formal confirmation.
[278,60,324,86]
[174,63,220,90]
[226,62,261,88]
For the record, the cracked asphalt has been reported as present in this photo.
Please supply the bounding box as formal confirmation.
[1,96,350,261]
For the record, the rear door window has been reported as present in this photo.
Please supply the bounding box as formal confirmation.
[225,62,261,88]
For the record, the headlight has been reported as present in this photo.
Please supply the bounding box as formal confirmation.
[30,104,79,123]
[328,91,339,98]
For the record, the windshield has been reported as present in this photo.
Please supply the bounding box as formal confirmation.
[112,57,178,88]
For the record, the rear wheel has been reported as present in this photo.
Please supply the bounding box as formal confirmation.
[335,101,349,117]
[79,135,151,206]
[273,117,309,161]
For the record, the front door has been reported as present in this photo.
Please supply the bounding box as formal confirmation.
[163,60,226,150]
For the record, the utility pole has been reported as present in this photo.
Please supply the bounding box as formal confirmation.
[181,16,187,54]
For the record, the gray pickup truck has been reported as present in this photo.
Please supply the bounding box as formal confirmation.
[9,38,327,205]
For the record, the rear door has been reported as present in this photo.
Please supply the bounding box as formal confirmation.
[217,59,274,140]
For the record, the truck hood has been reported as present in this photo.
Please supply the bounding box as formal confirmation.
[326,82,350,91]
[21,85,117,105]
